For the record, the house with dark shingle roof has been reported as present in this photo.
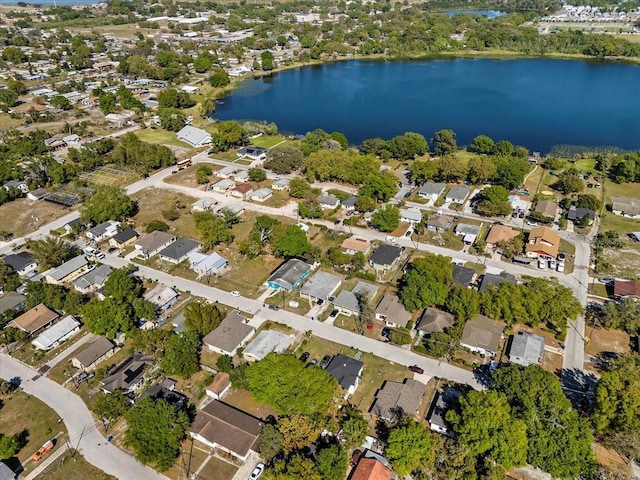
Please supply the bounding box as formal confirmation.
[159,238,201,264]
[109,228,138,249]
[325,354,364,399]
[452,264,476,287]
[415,308,454,335]
[369,245,403,271]
[478,271,517,294]
[567,206,595,225]
[4,252,37,276]
[370,378,425,421]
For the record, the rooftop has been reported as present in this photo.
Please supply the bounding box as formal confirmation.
[452,264,475,286]
[478,272,517,294]
[333,282,379,314]
[32,315,81,350]
[460,315,505,354]
[416,308,454,334]
[8,303,59,335]
[375,295,411,325]
[159,238,200,260]
[486,225,519,245]
[300,271,342,300]
[267,258,312,291]
[112,227,138,244]
[243,330,295,361]
[4,251,35,272]
[203,310,254,354]
[340,237,370,253]
[144,284,178,308]
[534,200,558,218]
[446,185,469,202]
[349,457,393,480]
[72,336,115,368]
[73,264,112,291]
[0,291,25,315]
[370,378,425,420]
[325,354,364,391]
[418,182,446,196]
[47,255,87,282]
[135,231,176,254]
[101,353,153,392]
[509,332,545,365]
[369,244,403,267]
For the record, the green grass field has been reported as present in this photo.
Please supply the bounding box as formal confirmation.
[134,128,193,149]
[37,450,115,480]
[250,135,287,148]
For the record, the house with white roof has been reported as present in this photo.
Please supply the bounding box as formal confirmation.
[32,315,81,350]
[191,198,218,212]
[217,166,237,179]
[400,207,422,224]
[250,188,273,202]
[176,125,211,147]
[144,284,178,311]
[417,182,445,203]
[188,251,228,278]
[45,255,89,285]
[211,179,236,193]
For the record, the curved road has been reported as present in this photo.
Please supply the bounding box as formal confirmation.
[0,354,168,480]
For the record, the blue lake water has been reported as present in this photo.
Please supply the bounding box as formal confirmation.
[215,58,640,152]
[441,9,505,18]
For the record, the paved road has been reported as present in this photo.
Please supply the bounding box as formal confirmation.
[0,354,169,480]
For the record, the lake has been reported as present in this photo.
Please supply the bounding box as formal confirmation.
[215,58,640,153]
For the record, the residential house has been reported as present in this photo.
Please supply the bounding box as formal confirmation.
[176,125,212,147]
[427,386,463,436]
[27,188,48,201]
[611,196,640,218]
[188,251,228,278]
[63,218,82,235]
[0,461,16,480]
[400,207,422,224]
[233,170,250,183]
[8,303,59,336]
[452,264,476,287]
[459,315,505,357]
[217,166,237,179]
[144,284,178,311]
[250,188,273,202]
[159,238,201,264]
[509,194,529,213]
[318,194,340,209]
[134,231,176,259]
[445,186,469,205]
[508,332,545,366]
[349,457,393,480]
[300,271,342,303]
[45,255,89,285]
[237,146,267,161]
[369,245,403,271]
[205,372,231,400]
[211,179,236,193]
[85,220,121,242]
[613,279,640,300]
[534,200,558,220]
[32,315,81,350]
[426,215,452,233]
[73,265,112,294]
[567,206,595,225]
[478,271,517,294]
[71,336,116,370]
[191,198,218,212]
[100,353,154,393]
[3,180,29,194]
[109,228,139,250]
[272,178,290,191]
[172,312,186,333]
[138,384,187,411]
[4,252,37,276]
[203,310,255,356]
[243,330,295,362]
[0,292,25,316]
[62,134,81,145]
[325,354,364,398]
[190,400,263,462]
[374,294,411,327]
[454,223,482,244]
[219,204,245,216]
[370,378,425,421]
[485,225,519,249]
[332,282,379,316]
[266,258,312,291]
[181,85,199,93]
[417,182,445,203]
[340,237,371,255]
[415,308,454,335]
[525,226,560,259]
[230,183,254,199]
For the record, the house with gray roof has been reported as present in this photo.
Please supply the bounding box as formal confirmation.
[86,220,120,242]
[135,231,176,259]
[415,308,455,335]
[370,378,425,421]
[176,125,211,147]
[567,206,595,225]
[217,166,237,178]
[4,251,37,276]
[478,272,517,294]
[325,354,364,398]
[332,282,379,316]
[73,264,112,293]
[211,179,236,193]
[188,251,228,278]
[459,315,505,357]
[369,244,403,271]
[454,223,482,244]
[417,182,445,203]
[341,196,357,211]
[32,315,81,350]
[203,310,255,356]
[272,178,290,191]
[249,188,273,202]
[452,264,476,287]
[508,332,545,366]
[243,330,295,362]
[299,271,342,302]
[445,186,470,204]
[159,238,201,264]
[611,196,640,218]
[400,207,423,224]
[144,284,178,311]
[266,258,312,291]
[100,353,153,393]
[191,197,218,212]
[0,291,25,315]
[0,461,15,480]
[375,294,411,327]
[45,255,89,285]
[426,215,452,233]
[318,194,340,209]
[71,336,115,370]
[428,386,463,436]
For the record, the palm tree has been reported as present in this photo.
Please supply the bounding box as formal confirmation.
[27,237,78,270]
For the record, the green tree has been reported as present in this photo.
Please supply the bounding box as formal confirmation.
[576,194,601,212]
[288,178,313,198]
[124,398,190,471]
[386,420,435,477]
[371,204,400,232]
[492,140,514,156]
[209,67,230,87]
[160,331,200,378]
[399,254,452,311]
[601,298,640,334]
[93,390,130,422]
[277,413,320,453]
[265,144,305,174]
[340,406,368,448]
[554,168,584,194]
[446,286,481,320]
[387,132,428,160]
[436,156,469,182]
[193,54,213,73]
[0,90,18,112]
[358,172,397,202]
[468,135,495,154]
[316,444,348,480]
[0,434,19,460]
[26,237,78,270]
[432,129,457,156]
[259,424,284,460]
[159,108,186,132]
[329,131,349,149]
[467,156,497,184]
[300,129,331,156]
[245,353,339,416]
[50,95,72,110]
[267,454,322,480]
[145,220,169,233]
[248,167,267,182]
[493,157,530,190]
[194,212,235,248]
[104,267,142,303]
[273,225,310,258]
[447,390,527,469]
[81,186,137,223]
[410,160,438,184]
[476,185,512,217]
[261,50,274,71]
[158,89,195,109]
[98,92,116,115]
[183,300,223,336]
[82,298,136,337]
[354,195,377,212]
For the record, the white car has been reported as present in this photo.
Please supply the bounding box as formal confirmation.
[538,259,546,269]
[249,463,265,480]
[557,263,565,273]
[230,291,241,297]
[94,251,105,260]
[83,247,95,256]
[548,259,556,270]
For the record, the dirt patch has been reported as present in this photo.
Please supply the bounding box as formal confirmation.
[0,199,72,238]
[222,388,278,420]
[594,443,631,471]
[602,247,640,280]
[163,163,222,188]
[585,327,631,356]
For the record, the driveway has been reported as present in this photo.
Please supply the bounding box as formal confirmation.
[0,354,168,480]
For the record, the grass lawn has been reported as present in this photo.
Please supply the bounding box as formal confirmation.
[134,128,193,149]
[195,456,239,480]
[0,390,65,467]
[588,282,609,298]
[603,179,640,203]
[524,165,545,195]
[308,227,348,252]
[584,327,630,357]
[223,388,279,420]
[163,163,222,187]
[0,198,73,238]
[574,158,598,174]
[559,238,576,274]
[37,450,115,480]
[256,190,289,208]
[131,188,200,240]
[416,230,464,251]
[0,114,23,131]
[250,135,287,149]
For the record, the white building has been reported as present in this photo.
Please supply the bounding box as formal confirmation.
[176,126,212,147]
[32,315,81,350]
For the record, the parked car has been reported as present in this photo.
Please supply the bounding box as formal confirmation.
[351,449,363,466]
[309,358,318,366]
[598,278,614,284]
[405,230,413,237]
[94,250,105,260]
[249,463,265,480]
[381,327,391,338]
[538,259,546,269]
[32,440,54,462]
[317,298,324,305]
[408,365,424,374]
[319,355,332,369]
[231,291,241,297]
[549,259,556,270]
[557,263,565,273]
[268,304,280,311]
[300,352,310,362]
[603,351,618,359]
[527,221,538,227]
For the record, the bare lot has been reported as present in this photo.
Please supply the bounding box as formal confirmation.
[131,188,200,240]
[0,199,72,238]
[585,327,631,357]
[37,450,116,480]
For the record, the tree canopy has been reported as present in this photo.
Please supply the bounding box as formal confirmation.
[183,300,223,336]
[370,204,400,232]
[385,420,436,477]
[264,144,305,174]
[399,254,453,311]
[160,331,200,378]
[81,186,137,223]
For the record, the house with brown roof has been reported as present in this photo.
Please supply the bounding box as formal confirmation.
[203,310,255,356]
[369,378,425,421]
[190,400,263,461]
[426,215,452,233]
[533,200,558,220]
[459,315,505,357]
[340,237,371,255]
[71,336,116,371]
[230,183,254,200]
[205,373,231,400]
[613,279,640,299]
[349,457,393,480]
[525,226,560,259]
[485,225,519,249]
[374,294,411,327]
[415,308,454,335]
[8,304,59,336]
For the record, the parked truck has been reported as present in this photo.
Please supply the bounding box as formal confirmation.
[31,440,54,462]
